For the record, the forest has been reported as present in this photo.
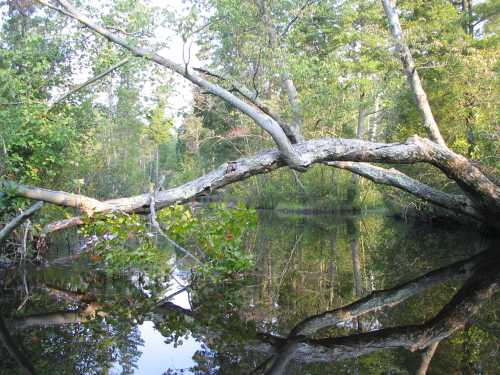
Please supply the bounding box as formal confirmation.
[0,0,499,374]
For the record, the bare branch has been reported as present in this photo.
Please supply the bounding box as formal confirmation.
[42,217,84,234]
[49,57,131,109]
[1,181,105,214]
[0,202,44,243]
[37,0,306,169]
[326,161,483,220]
[381,0,448,148]
[257,0,304,142]
[193,67,300,142]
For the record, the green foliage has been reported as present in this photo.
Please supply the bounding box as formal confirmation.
[159,203,257,274]
[80,212,170,275]
[77,204,257,277]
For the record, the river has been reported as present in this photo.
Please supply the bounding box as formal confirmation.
[0,210,498,374]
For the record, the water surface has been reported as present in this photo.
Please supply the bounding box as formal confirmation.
[1,211,498,374]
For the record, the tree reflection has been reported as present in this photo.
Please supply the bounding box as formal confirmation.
[0,214,499,374]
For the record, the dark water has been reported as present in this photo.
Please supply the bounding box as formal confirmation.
[1,211,499,374]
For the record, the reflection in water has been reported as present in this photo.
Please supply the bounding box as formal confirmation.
[0,212,499,374]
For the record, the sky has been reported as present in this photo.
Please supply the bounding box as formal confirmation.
[150,0,204,126]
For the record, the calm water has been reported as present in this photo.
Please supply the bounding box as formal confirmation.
[1,211,499,374]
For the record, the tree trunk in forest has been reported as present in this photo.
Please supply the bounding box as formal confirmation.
[381,0,448,149]
[347,96,368,203]
[256,0,304,143]
[368,95,380,142]
[155,146,160,188]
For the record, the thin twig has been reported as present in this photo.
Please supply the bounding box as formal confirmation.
[49,57,131,109]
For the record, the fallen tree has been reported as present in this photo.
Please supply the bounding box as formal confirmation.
[3,135,498,232]
[0,0,498,231]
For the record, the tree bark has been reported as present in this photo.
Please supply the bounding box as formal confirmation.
[381,0,448,149]
[193,67,299,143]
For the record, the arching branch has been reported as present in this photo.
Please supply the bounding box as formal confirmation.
[36,0,306,170]
[326,161,483,221]
[192,67,300,143]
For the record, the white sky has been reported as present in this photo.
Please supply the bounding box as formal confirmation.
[150,0,204,126]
